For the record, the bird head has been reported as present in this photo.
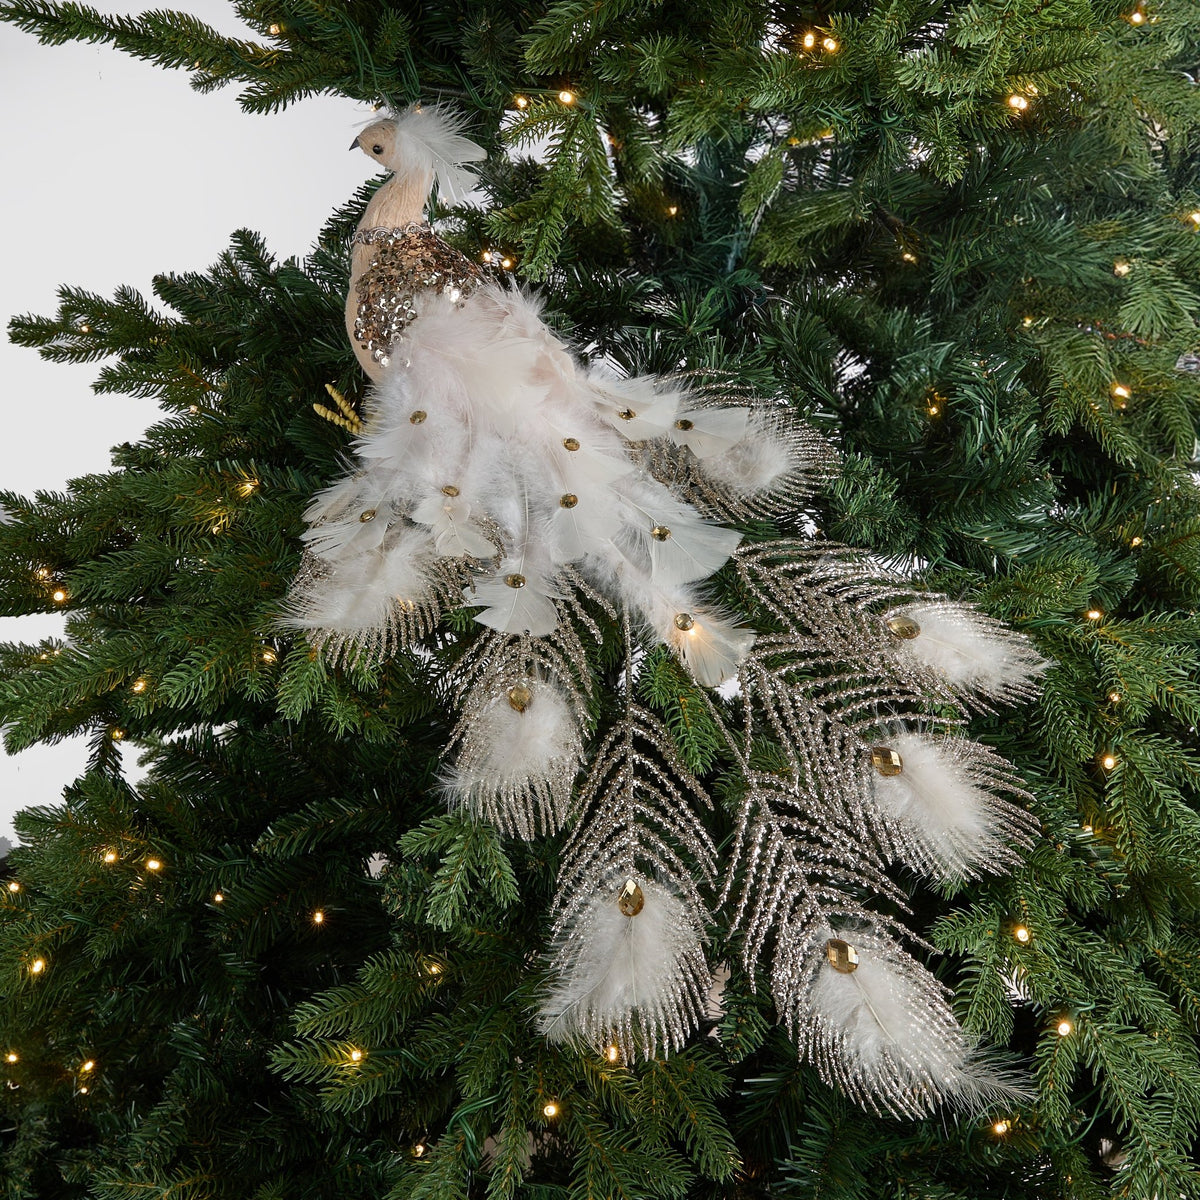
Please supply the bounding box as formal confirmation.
[351,120,399,166]
[349,107,486,202]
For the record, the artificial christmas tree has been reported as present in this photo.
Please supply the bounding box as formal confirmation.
[2,2,1200,1198]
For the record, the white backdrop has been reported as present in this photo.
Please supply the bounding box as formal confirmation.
[0,2,375,842]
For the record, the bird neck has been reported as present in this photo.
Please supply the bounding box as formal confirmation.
[362,169,434,229]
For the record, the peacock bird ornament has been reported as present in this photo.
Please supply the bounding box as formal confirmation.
[287,106,1047,1116]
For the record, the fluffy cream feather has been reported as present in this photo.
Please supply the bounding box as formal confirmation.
[538,878,712,1060]
[869,731,1033,882]
[802,928,1030,1117]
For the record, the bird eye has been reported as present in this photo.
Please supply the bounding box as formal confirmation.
[372,144,384,155]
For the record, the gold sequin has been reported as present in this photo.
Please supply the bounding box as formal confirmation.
[359,509,377,523]
[562,437,581,451]
[441,485,460,497]
[675,418,694,431]
[505,573,526,589]
[409,410,427,424]
[560,494,578,508]
[352,224,481,368]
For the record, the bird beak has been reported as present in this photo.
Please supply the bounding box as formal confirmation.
[349,137,360,151]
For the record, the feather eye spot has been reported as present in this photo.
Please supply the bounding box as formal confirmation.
[825,938,860,973]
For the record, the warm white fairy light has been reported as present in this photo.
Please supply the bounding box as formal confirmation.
[213,892,225,903]
[1111,382,1131,401]
[1128,6,1146,21]
[901,250,918,263]
[1114,259,1131,276]
[1101,752,1118,771]
[514,94,529,109]
[6,882,20,894]
[413,1142,427,1158]
[605,1044,620,1063]
[992,1118,1011,1135]
[665,204,679,216]
[557,89,576,105]
[349,1048,364,1062]
[500,256,515,270]
[1056,1018,1074,1037]
[312,909,325,924]
[30,958,46,975]
[52,589,67,604]
[822,36,838,51]
[145,857,162,872]
[1108,690,1122,703]
[482,249,494,263]
[542,1100,560,1119]
[1085,608,1103,620]
[131,678,147,693]
[802,31,816,48]
[1130,535,1143,547]
[268,23,281,34]
[111,728,125,741]
[1007,94,1029,111]
[103,850,118,864]
[4,1053,16,1064]
[1012,924,1032,944]
[260,648,277,663]
[81,1059,95,1073]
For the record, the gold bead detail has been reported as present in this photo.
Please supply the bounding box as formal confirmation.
[617,879,645,917]
[825,938,859,973]
[359,508,377,523]
[505,573,526,589]
[618,408,636,420]
[675,418,694,431]
[673,612,695,631]
[562,437,581,451]
[507,683,533,712]
[885,613,921,639]
[870,746,903,777]
[650,525,672,541]
[441,485,460,497]
[559,493,578,509]
[409,410,427,424]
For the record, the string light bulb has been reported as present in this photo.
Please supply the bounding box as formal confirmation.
[822,36,838,51]
[1108,690,1122,703]
[131,678,147,693]
[992,1119,1011,1136]
[52,589,67,604]
[1085,608,1103,620]
[1129,6,1146,21]
[1130,535,1143,547]
[260,648,277,664]
[213,892,224,903]
[268,23,281,35]
[665,204,679,217]
[901,250,918,263]
[4,1053,16,1064]
[312,909,325,925]
[111,728,125,741]
[1100,752,1118,771]
[500,256,514,270]
[605,1044,620,1063]
[1056,1018,1074,1037]
[1013,925,1032,944]
[1007,94,1029,111]
[145,858,162,872]
[6,882,20,893]
[481,249,494,263]
[81,1060,95,1073]
[802,31,816,48]
[103,850,118,864]
[543,1100,560,1119]
[1111,382,1131,401]
[30,958,46,975]
[513,94,529,109]
[1114,259,1132,276]
[557,89,576,105]
[349,1048,364,1062]
[413,1142,427,1158]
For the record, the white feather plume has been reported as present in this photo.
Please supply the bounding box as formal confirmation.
[868,731,1036,882]
[383,104,486,202]
[887,602,1047,704]
[411,493,498,559]
[443,677,583,837]
[798,927,1030,1117]
[465,563,562,636]
[670,407,750,458]
[667,606,755,687]
[699,411,795,496]
[538,877,712,1060]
